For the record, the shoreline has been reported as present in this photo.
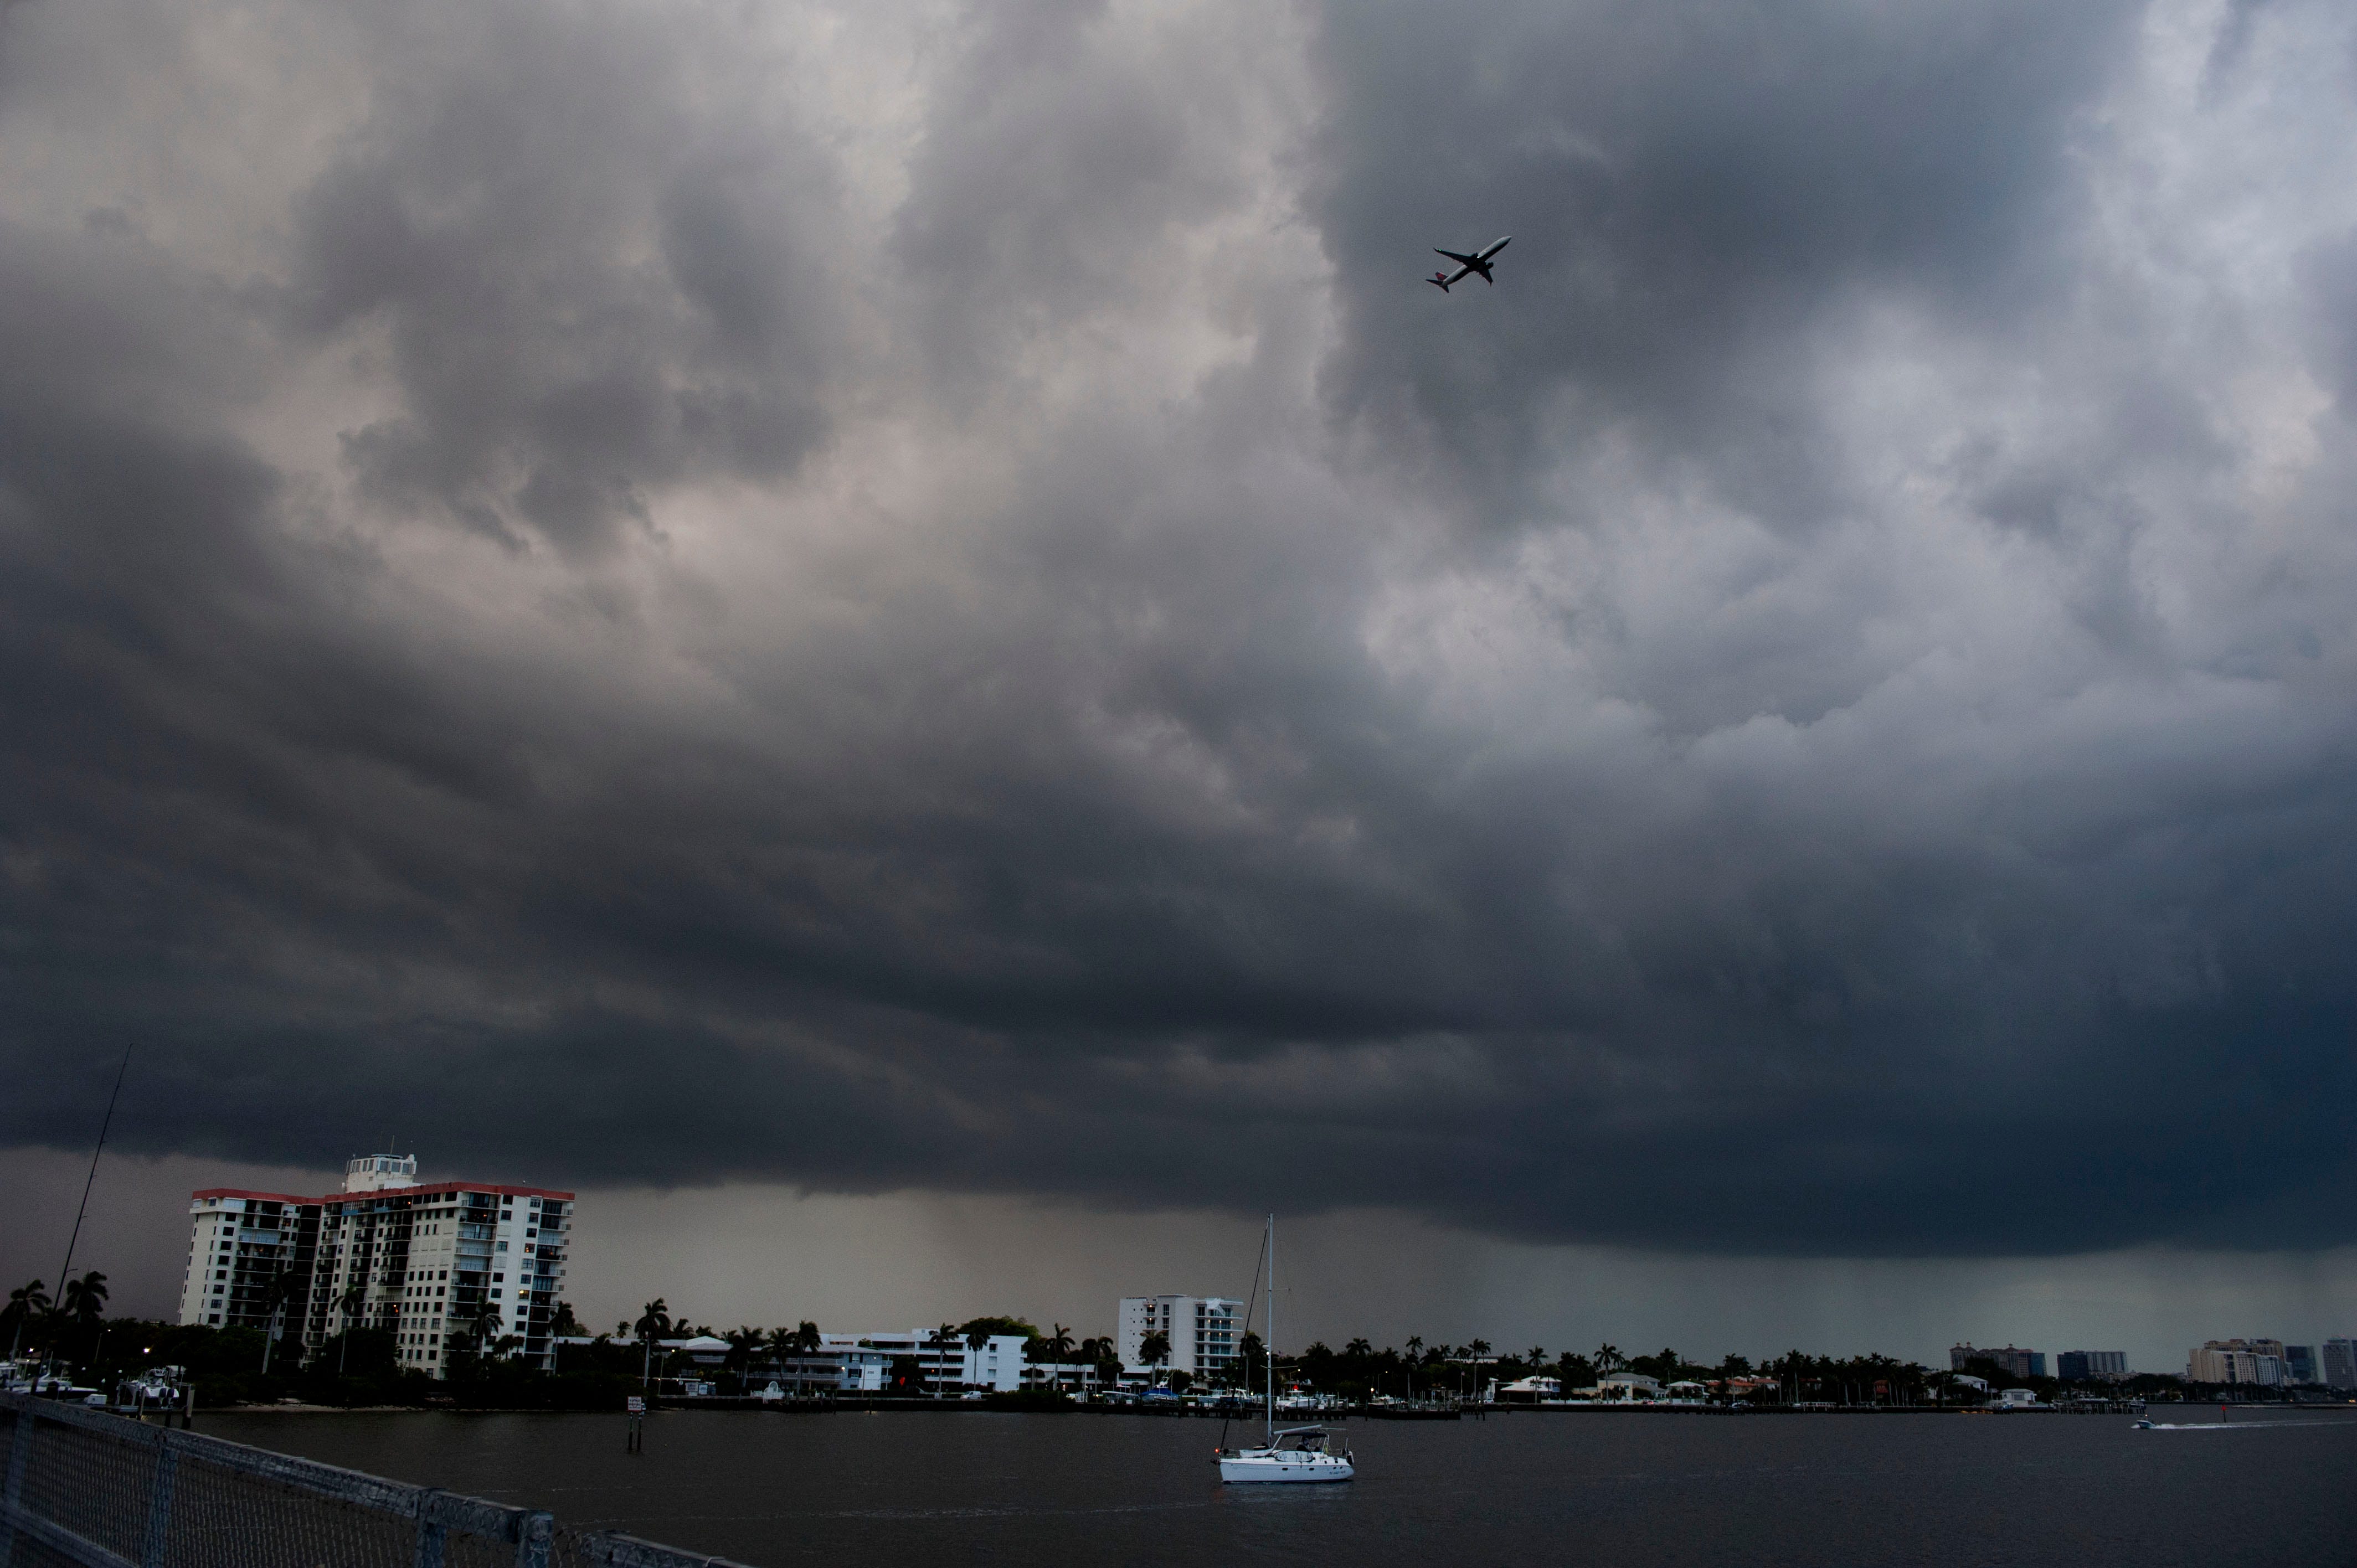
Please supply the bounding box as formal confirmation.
[198,1397,2346,1419]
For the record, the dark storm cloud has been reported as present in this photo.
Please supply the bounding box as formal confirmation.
[278,3,841,553]
[4,0,2355,1257]
[1310,0,2143,525]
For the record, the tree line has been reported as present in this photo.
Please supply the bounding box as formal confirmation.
[597,1305,1130,1394]
[11,1274,2294,1409]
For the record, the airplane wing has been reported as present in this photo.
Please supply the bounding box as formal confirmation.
[1435,249,1480,267]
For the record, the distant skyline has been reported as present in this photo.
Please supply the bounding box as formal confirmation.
[6,1146,2351,1376]
[3,0,2355,1344]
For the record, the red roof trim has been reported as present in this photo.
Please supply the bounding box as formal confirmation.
[191,1183,575,1208]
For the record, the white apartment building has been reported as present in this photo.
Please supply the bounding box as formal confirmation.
[178,1191,314,1336]
[178,1151,574,1380]
[826,1330,1028,1392]
[762,1342,895,1394]
[1118,1295,1242,1382]
[2187,1340,2284,1386]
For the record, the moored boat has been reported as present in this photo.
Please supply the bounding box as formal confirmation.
[1219,1423,1355,1483]
[1215,1215,1355,1484]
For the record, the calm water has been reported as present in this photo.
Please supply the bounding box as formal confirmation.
[205,1406,2357,1566]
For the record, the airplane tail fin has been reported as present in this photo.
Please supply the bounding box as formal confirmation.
[1428,274,1450,292]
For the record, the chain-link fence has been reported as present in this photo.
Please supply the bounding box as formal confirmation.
[0,1393,751,1568]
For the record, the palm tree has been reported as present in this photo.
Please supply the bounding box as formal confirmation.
[56,1271,106,1366]
[4,1280,51,1363]
[1044,1324,1075,1362]
[1405,1335,1424,1364]
[259,1273,302,1373]
[634,1299,671,1386]
[928,1323,963,1396]
[1468,1338,1491,1359]
[1594,1343,1625,1375]
[61,1270,107,1328]
[724,1325,763,1384]
[1139,1329,1172,1386]
[334,1285,367,1375]
[1231,1332,1262,1393]
[1525,1347,1547,1370]
[757,1325,789,1391]
[466,1298,505,1364]
[1345,1338,1372,1359]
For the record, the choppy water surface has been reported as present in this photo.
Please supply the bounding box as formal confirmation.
[205,1406,2357,1566]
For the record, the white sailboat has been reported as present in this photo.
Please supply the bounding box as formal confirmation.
[1216,1215,1355,1484]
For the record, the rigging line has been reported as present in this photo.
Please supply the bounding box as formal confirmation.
[57,1041,133,1298]
[1219,1221,1268,1454]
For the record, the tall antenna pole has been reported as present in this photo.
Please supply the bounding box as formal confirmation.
[56,1042,133,1300]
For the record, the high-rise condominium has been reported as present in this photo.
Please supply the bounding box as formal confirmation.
[178,1151,573,1379]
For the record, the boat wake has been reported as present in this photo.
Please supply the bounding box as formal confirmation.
[2135,1420,2352,1432]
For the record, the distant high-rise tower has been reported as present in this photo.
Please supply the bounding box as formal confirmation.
[2187,1340,2283,1385]
[2058,1350,2127,1381]
[1951,1344,2044,1380]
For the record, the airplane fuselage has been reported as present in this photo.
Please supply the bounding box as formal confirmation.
[1429,236,1510,292]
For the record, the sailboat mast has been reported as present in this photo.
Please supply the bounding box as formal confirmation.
[1265,1214,1275,1443]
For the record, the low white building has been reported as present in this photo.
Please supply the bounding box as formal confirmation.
[830,1330,1028,1392]
[767,1343,893,1394]
[1021,1361,1104,1395]
[1117,1295,1242,1383]
[1595,1372,1661,1400]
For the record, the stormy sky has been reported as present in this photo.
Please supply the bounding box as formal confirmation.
[4,0,2357,1350]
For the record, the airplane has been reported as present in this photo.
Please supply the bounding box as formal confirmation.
[1428,236,1510,292]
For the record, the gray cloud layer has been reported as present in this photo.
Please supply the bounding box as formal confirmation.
[4,0,2355,1256]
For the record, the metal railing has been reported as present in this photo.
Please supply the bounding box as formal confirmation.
[0,1392,752,1568]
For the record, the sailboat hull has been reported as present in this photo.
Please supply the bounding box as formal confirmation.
[1218,1451,1356,1484]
